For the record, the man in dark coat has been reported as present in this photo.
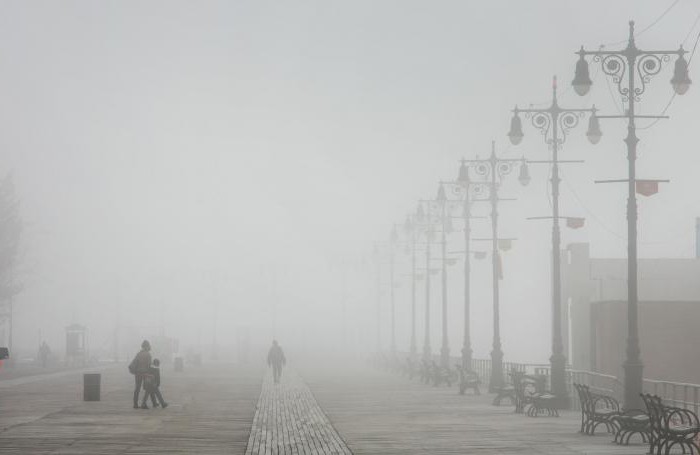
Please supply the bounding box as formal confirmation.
[129,340,152,409]
[267,340,286,384]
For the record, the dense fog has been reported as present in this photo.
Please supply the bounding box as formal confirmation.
[1,0,698,368]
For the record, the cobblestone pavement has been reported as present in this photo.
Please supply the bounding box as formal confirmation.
[245,370,351,455]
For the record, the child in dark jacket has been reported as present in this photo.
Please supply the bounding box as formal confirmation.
[141,358,168,409]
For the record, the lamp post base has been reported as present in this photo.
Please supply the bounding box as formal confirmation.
[422,346,432,364]
[550,352,570,409]
[440,346,450,369]
[461,346,472,371]
[623,358,644,411]
[488,348,504,393]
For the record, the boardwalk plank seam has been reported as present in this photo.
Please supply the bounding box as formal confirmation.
[245,371,352,455]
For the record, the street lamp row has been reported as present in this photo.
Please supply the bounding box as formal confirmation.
[373,20,691,411]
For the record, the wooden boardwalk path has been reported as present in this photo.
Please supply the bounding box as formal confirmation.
[305,364,654,455]
[0,362,261,454]
[0,359,681,454]
[245,371,351,455]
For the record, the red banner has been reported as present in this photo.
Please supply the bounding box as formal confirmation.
[566,217,585,229]
[636,180,659,197]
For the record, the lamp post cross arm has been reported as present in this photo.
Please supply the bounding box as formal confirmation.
[577,47,686,58]
[473,197,516,203]
[594,179,669,184]
[526,216,583,221]
[527,159,584,164]
[514,105,595,115]
[596,114,669,119]
[462,157,522,164]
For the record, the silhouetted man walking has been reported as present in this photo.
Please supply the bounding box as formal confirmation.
[267,340,286,384]
[38,341,51,368]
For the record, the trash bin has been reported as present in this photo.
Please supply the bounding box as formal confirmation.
[83,373,101,401]
[174,357,184,372]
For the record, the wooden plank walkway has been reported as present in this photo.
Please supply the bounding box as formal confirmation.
[245,370,351,455]
[0,362,261,454]
[304,363,655,455]
[0,359,680,454]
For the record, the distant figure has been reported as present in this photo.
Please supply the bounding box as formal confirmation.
[267,340,286,384]
[142,358,168,409]
[129,340,152,409]
[38,341,51,368]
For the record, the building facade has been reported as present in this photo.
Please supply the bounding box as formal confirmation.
[563,243,700,384]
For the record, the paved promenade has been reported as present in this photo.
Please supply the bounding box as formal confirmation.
[0,360,670,454]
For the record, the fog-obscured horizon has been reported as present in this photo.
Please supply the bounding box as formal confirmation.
[2,1,699,365]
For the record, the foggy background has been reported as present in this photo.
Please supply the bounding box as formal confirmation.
[1,0,698,365]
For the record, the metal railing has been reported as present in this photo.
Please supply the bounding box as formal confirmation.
[643,379,700,413]
[471,358,700,412]
[387,353,700,412]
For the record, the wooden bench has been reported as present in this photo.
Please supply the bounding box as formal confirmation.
[455,366,480,395]
[492,371,517,406]
[573,383,621,435]
[610,409,650,446]
[430,361,457,387]
[419,359,432,384]
[401,357,418,380]
[641,393,700,455]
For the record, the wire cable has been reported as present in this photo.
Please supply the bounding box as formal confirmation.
[597,0,682,47]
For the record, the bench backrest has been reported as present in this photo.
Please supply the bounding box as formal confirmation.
[574,383,620,412]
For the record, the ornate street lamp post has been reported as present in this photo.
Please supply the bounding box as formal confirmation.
[371,226,399,357]
[456,167,475,372]
[508,76,601,407]
[372,243,382,353]
[465,141,529,392]
[415,204,435,363]
[404,215,419,359]
[436,184,452,369]
[402,212,435,360]
[440,164,485,371]
[419,189,459,369]
[389,225,398,356]
[572,20,691,409]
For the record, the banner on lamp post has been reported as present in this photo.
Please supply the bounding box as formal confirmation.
[636,180,659,197]
[566,217,585,229]
[498,239,512,251]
